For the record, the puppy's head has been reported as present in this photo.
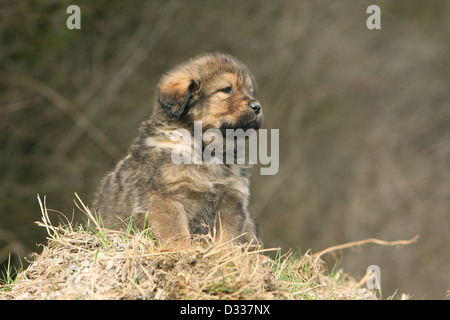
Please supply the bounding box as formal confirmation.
[155,53,263,132]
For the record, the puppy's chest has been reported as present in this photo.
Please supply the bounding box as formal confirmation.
[168,164,248,214]
[180,180,240,223]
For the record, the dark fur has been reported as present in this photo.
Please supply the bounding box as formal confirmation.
[94,53,263,249]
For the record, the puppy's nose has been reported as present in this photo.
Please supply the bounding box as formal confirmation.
[249,101,262,115]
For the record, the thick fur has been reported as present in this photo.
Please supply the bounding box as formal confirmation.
[94,53,263,249]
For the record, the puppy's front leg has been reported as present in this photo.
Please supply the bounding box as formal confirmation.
[215,201,258,246]
[148,196,191,249]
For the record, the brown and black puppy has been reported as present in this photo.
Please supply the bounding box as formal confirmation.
[94,53,263,249]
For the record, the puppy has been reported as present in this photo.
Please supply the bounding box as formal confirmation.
[94,53,263,249]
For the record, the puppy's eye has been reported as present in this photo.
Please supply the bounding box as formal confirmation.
[220,86,233,94]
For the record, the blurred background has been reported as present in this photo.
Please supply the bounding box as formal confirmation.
[1,0,449,299]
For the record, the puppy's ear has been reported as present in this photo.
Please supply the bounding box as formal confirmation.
[157,74,201,119]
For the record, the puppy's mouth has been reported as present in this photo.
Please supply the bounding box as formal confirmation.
[219,113,263,133]
[247,114,264,130]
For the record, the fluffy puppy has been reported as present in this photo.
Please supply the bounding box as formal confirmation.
[94,53,263,248]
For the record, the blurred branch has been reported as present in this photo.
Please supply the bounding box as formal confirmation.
[57,0,181,155]
[312,235,420,264]
[0,95,43,115]
[0,71,121,160]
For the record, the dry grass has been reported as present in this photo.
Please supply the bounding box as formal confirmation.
[1,194,414,300]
